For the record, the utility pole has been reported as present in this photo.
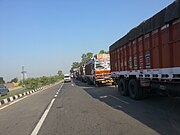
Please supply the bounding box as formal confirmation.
[21,66,27,87]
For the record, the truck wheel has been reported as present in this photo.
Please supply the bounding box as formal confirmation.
[112,81,117,85]
[118,78,129,96]
[93,79,100,87]
[128,79,143,100]
[87,78,92,85]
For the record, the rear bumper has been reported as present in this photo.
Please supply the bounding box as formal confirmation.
[64,79,71,82]
[96,78,114,84]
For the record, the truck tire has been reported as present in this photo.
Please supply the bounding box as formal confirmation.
[93,79,100,87]
[128,79,143,100]
[112,81,117,85]
[87,78,92,85]
[118,78,129,96]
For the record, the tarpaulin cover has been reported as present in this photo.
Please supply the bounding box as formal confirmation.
[165,0,180,23]
[110,0,180,52]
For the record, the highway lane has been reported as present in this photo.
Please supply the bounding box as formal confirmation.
[0,79,180,135]
[38,80,159,135]
[0,83,62,135]
[76,80,180,135]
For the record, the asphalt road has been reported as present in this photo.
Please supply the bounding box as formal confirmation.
[0,83,61,135]
[8,87,24,95]
[0,79,180,135]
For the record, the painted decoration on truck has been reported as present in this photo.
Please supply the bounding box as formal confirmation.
[96,54,110,60]
[95,60,110,71]
[129,57,132,69]
[139,55,143,69]
[145,54,151,68]
[134,55,137,69]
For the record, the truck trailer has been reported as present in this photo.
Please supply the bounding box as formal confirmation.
[85,54,113,86]
[109,1,180,99]
[79,65,86,82]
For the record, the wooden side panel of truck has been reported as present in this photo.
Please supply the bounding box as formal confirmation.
[109,1,180,99]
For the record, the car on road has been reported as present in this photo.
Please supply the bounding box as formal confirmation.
[64,74,71,83]
[0,84,9,96]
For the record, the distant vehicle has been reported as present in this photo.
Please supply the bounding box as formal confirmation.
[64,74,71,83]
[85,53,113,86]
[0,84,9,96]
[71,68,79,79]
[110,1,180,100]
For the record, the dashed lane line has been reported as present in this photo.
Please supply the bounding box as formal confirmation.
[31,83,64,135]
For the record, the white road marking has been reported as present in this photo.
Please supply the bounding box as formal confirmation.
[31,83,64,135]
[108,95,130,105]
[71,84,74,86]
[116,105,122,108]
[82,87,94,89]
[99,95,108,99]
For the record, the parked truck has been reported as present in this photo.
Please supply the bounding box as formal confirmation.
[85,54,113,86]
[110,1,180,99]
[79,65,86,82]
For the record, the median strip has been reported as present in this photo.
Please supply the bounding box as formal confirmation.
[0,81,63,107]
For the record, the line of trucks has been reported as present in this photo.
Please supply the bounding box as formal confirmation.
[73,1,180,100]
[73,54,114,87]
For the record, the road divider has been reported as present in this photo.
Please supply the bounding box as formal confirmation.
[0,80,63,107]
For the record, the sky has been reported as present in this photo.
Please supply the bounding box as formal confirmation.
[0,0,174,82]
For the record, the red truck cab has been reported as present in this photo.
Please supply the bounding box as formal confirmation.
[85,54,113,86]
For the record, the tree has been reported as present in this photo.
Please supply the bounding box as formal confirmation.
[99,50,109,54]
[72,62,81,68]
[69,51,93,73]
[10,77,18,83]
[70,52,93,73]
[0,77,5,84]
[57,70,63,76]
[70,62,81,73]
[81,52,93,64]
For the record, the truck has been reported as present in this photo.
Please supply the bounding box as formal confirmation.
[85,53,113,86]
[109,1,180,99]
[79,64,86,82]
[72,68,80,79]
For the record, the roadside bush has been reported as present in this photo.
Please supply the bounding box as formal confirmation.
[23,75,62,89]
